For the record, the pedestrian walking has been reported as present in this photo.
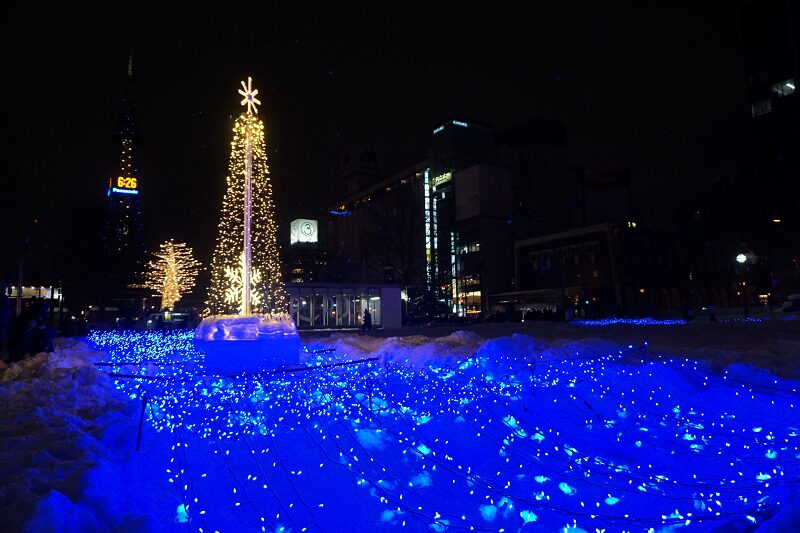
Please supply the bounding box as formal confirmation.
[362,308,372,332]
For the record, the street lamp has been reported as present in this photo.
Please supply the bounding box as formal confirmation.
[735,253,749,317]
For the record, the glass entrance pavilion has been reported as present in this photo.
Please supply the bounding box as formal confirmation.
[284,283,401,329]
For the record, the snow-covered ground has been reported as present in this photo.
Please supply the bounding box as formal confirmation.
[1,318,799,532]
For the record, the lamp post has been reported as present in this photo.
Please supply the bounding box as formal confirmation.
[736,253,749,318]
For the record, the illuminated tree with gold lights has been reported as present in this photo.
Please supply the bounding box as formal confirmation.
[144,240,202,310]
[206,77,287,316]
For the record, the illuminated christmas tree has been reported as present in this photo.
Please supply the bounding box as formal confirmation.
[144,240,202,310]
[206,77,287,316]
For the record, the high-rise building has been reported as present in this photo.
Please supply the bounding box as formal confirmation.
[742,0,799,203]
[102,56,145,312]
[582,169,632,226]
[495,118,583,235]
[327,116,584,320]
[328,160,429,289]
[741,0,800,300]
[447,118,582,316]
[426,118,495,315]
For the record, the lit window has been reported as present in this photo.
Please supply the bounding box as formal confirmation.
[751,99,772,117]
[771,78,795,97]
[459,242,480,254]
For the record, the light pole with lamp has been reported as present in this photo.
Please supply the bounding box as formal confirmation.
[736,253,749,318]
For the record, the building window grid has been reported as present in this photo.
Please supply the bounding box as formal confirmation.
[463,275,480,287]
[751,99,772,117]
[459,242,480,254]
[463,290,482,315]
[771,78,796,98]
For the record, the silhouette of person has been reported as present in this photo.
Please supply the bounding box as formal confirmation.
[362,309,372,332]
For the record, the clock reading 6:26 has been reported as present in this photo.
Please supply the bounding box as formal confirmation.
[117,176,138,189]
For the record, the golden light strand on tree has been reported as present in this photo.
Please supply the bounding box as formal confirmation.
[144,240,202,310]
[206,89,287,316]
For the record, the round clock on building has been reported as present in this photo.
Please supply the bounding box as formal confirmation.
[290,219,318,244]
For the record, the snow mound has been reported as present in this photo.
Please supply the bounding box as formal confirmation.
[0,339,144,532]
[308,330,633,371]
[306,330,485,366]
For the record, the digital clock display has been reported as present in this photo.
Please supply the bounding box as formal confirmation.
[117,176,138,189]
[108,176,139,196]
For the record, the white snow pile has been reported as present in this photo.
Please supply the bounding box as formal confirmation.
[0,339,149,532]
[308,319,800,376]
[305,330,631,372]
[305,330,486,366]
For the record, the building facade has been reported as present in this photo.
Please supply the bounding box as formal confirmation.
[328,160,429,291]
[741,0,800,301]
[492,223,736,318]
[327,117,584,320]
[742,0,799,201]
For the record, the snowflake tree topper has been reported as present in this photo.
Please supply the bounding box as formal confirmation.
[238,76,261,114]
[224,252,263,314]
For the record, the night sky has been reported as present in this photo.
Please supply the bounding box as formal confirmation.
[1,2,751,287]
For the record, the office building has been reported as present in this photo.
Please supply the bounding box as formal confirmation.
[327,116,584,319]
[492,223,733,318]
[741,0,800,300]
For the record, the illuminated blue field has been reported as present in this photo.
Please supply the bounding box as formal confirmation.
[574,317,771,326]
[87,330,800,532]
[574,318,688,326]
